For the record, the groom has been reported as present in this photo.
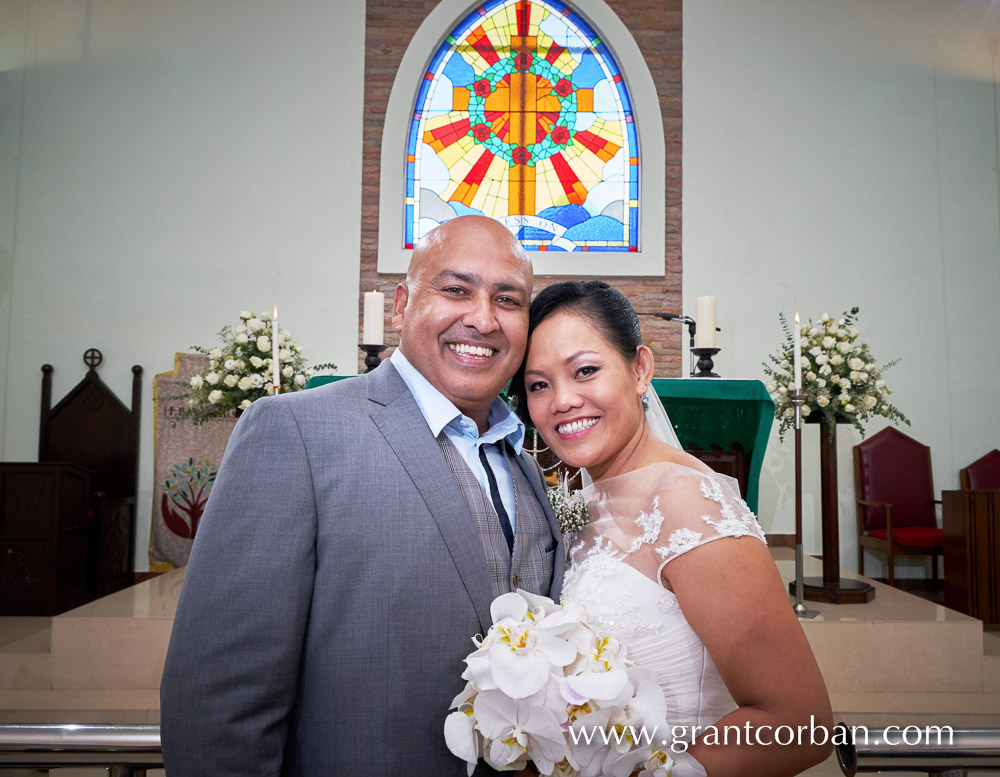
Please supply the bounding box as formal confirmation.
[160,215,564,776]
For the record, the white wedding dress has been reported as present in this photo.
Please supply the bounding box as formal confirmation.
[561,459,767,737]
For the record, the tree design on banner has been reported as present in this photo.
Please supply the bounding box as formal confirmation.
[406,0,638,252]
[160,458,217,540]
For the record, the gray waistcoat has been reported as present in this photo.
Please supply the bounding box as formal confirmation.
[437,434,554,601]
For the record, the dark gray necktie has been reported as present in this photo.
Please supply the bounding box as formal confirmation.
[478,444,514,554]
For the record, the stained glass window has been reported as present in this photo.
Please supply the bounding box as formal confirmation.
[405,0,639,253]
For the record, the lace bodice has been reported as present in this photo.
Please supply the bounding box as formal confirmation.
[561,460,767,731]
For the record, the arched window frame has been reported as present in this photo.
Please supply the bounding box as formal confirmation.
[377,0,664,276]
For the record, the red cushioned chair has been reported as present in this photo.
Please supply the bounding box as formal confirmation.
[854,427,943,588]
[960,449,1000,490]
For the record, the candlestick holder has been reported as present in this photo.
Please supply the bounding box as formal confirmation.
[359,344,387,373]
[790,389,819,619]
[691,347,720,378]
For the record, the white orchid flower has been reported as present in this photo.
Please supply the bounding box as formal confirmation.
[443,707,481,776]
[474,690,568,774]
[470,593,577,698]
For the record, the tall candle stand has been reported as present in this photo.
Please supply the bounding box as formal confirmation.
[359,344,387,373]
[791,389,818,618]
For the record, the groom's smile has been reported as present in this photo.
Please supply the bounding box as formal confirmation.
[448,342,497,359]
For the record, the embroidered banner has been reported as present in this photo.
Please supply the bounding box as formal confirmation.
[149,353,237,570]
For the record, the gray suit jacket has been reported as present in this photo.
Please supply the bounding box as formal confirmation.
[160,362,565,776]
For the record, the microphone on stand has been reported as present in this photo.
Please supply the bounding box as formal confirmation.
[648,312,694,325]
[643,312,723,378]
[642,312,697,377]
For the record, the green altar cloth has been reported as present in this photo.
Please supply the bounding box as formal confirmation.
[651,379,773,512]
[306,375,774,512]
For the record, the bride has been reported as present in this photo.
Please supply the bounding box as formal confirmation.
[510,280,833,777]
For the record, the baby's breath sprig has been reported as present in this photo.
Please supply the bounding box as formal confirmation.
[547,483,589,535]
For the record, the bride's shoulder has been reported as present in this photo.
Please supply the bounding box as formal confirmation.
[633,450,723,491]
[632,457,765,539]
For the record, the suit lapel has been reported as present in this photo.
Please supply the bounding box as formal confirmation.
[365,363,495,633]
[512,452,564,600]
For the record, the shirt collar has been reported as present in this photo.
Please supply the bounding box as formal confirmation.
[390,348,525,452]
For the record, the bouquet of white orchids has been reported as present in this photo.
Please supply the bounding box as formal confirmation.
[445,590,674,777]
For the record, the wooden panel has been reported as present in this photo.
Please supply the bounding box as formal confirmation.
[0,463,92,615]
[943,489,1000,624]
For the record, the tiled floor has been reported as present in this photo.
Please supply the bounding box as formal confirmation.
[0,555,997,776]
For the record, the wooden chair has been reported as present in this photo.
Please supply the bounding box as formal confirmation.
[0,349,141,614]
[960,449,1000,490]
[39,348,143,598]
[854,427,943,588]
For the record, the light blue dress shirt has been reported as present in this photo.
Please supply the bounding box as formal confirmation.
[390,348,525,529]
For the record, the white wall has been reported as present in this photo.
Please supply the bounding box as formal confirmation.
[4,0,999,578]
[0,0,367,570]
[684,0,1000,574]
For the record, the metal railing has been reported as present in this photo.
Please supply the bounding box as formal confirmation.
[836,723,1000,776]
[0,724,161,776]
[2,721,999,776]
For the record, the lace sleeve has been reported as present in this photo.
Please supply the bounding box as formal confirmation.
[577,461,766,587]
[655,473,767,568]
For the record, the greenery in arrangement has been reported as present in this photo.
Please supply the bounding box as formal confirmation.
[763,307,909,441]
[175,310,335,425]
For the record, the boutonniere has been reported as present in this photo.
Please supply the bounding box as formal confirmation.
[546,475,588,535]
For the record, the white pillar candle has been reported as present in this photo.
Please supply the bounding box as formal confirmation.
[694,296,716,348]
[793,312,802,391]
[363,290,385,345]
[272,306,280,392]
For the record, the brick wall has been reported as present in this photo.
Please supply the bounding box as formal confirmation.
[359,0,682,375]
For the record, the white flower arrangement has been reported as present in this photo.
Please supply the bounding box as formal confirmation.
[547,481,589,535]
[175,310,335,425]
[445,590,673,777]
[762,307,908,440]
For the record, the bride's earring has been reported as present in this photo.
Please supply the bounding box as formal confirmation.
[640,388,649,410]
